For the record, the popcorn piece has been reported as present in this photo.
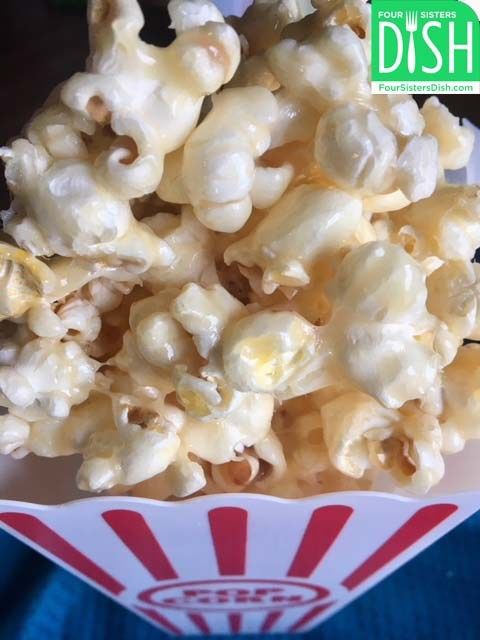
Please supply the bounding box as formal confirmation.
[61,0,240,199]
[222,310,317,394]
[372,94,425,137]
[269,89,319,149]
[422,96,475,170]
[171,283,244,357]
[181,391,275,463]
[266,26,370,110]
[182,87,292,232]
[328,242,440,408]
[427,260,480,341]
[314,104,438,201]
[441,345,480,453]
[0,242,57,321]
[0,414,30,455]
[314,104,398,195]
[168,0,224,33]
[225,185,363,292]
[142,207,215,290]
[0,338,99,419]
[1,144,175,272]
[156,149,190,205]
[129,292,196,371]
[26,103,94,161]
[77,401,181,491]
[321,392,444,493]
[393,186,480,262]
[395,134,438,203]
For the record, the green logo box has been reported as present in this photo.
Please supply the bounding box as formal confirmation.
[371,0,480,93]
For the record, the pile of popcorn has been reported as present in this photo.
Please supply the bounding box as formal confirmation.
[0,0,479,500]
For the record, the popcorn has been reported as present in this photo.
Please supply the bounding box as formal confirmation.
[441,345,480,454]
[61,0,240,200]
[392,186,480,262]
[222,310,317,394]
[0,339,99,420]
[265,26,370,110]
[314,104,398,195]
[0,242,57,321]
[321,392,444,493]
[0,0,478,499]
[77,398,182,491]
[314,104,438,201]
[327,242,440,408]
[225,185,363,292]
[1,144,175,272]
[422,96,475,170]
[182,87,291,232]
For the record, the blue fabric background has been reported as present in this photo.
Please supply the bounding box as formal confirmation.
[1,511,479,639]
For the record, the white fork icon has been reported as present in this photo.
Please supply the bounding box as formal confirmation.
[405,11,418,73]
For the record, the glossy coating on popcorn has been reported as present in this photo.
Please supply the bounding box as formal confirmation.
[0,0,478,499]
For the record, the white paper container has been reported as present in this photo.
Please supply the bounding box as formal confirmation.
[0,436,480,635]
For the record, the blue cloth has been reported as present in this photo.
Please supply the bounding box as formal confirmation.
[1,512,479,639]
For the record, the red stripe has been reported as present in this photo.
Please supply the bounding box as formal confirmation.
[103,510,178,581]
[0,513,124,595]
[288,603,332,632]
[228,613,242,634]
[287,506,353,578]
[188,613,211,634]
[135,606,183,635]
[208,508,247,575]
[342,503,458,591]
[260,611,283,632]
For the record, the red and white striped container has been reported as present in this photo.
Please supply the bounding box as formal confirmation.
[1,438,480,635]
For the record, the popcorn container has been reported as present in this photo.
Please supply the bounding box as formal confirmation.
[1,437,480,636]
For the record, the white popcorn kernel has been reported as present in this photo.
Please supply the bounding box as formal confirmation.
[222,310,317,394]
[168,0,224,33]
[327,242,440,408]
[0,414,30,455]
[269,89,319,149]
[171,283,244,358]
[182,87,282,232]
[329,241,433,327]
[156,148,189,205]
[27,302,66,339]
[143,207,215,290]
[60,1,240,200]
[136,313,192,369]
[337,321,439,409]
[394,185,480,262]
[181,392,275,463]
[395,134,438,203]
[372,94,425,137]
[427,260,480,340]
[441,345,480,453]
[314,104,397,195]
[0,338,99,419]
[225,185,363,293]
[422,96,475,170]
[250,165,294,210]
[2,147,175,272]
[321,391,397,478]
[266,26,370,110]
[0,242,57,321]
